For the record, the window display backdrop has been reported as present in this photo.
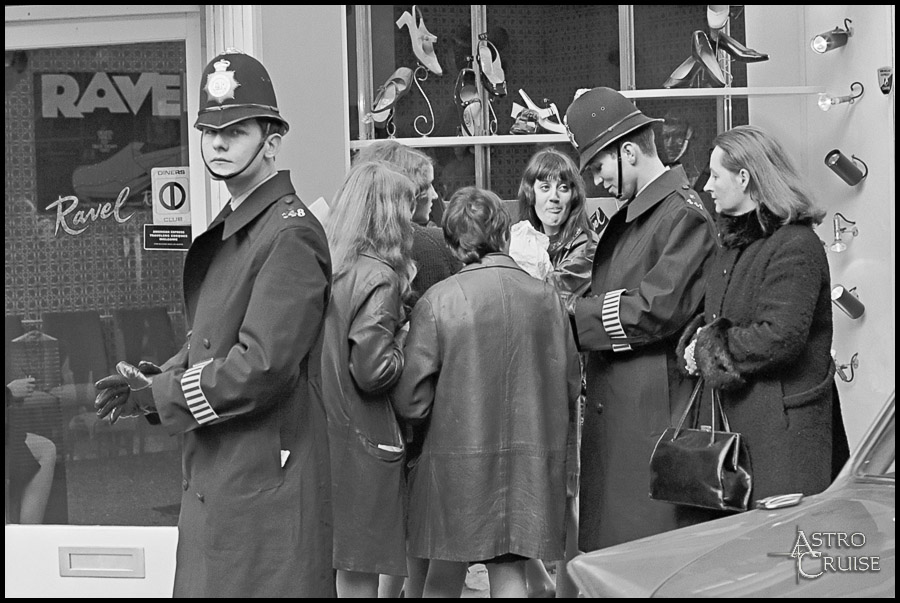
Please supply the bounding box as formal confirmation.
[5,42,187,526]
[350,5,748,201]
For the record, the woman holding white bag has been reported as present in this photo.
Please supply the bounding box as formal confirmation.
[515,147,598,597]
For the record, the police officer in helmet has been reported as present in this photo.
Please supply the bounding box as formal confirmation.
[563,87,718,553]
[95,49,334,597]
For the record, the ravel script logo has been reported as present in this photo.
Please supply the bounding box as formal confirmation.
[768,525,882,583]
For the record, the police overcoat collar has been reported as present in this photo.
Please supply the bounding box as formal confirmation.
[218,170,296,240]
[624,165,690,223]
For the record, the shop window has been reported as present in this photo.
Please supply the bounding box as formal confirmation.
[347,5,749,201]
[5,42,188,527]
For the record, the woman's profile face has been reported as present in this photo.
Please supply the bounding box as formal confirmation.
[532,178,573,236]
[705,146,755,216]
[413,163,437,225]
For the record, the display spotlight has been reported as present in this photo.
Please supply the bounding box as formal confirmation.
[817,81,864,111]
[811,18,853,54]
[829,212,858,253]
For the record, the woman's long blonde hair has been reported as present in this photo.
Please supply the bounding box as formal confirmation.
[325,160,417,296]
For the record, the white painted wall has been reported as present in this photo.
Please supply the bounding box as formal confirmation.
[4,525,178,597]
[746,5,896,447]
[259,4,351,207]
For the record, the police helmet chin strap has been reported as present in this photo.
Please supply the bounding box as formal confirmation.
[615,142,625,200]
[202,122,273,181]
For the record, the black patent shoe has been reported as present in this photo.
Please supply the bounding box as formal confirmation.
[663,56,701,88]
[691,30,728,87]
[711,30,769,63]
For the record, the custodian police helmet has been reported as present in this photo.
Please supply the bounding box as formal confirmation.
[194,48,289,133]
[565,87,662,172]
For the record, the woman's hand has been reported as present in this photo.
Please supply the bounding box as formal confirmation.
[7,377,36,399]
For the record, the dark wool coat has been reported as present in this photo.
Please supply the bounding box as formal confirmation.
[393,254,581,562]
[151,171,335,597]
[410,223,461,299]
[677,208,843,502]
[571,166,718,552]
[320,253,409,576]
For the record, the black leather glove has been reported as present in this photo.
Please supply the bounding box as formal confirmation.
[94,361,157,424]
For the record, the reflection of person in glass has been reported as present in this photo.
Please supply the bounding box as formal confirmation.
[6,378,56,524]
[93,49,335,597]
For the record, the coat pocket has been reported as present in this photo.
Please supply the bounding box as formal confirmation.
[355,429,405,462]
[782,362,836,409]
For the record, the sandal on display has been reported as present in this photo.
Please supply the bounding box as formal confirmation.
[455,59,482,136]
[517,89,566,134]
[711,29,769,62]
[365,67,413,127]
[691,30,728,87]
[396,6,443,76]
[476,33,507,97]
[510,107,539,135]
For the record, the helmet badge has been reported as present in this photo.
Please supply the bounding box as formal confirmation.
[205,59,240,104]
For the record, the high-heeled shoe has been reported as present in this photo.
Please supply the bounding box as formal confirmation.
[396,6,442,76]
[517,90,566,134]
[476,33,506,97]
[711,29,769,63]
[455,59,482,136]
[663,56,701,89]
[691,30,728,87]
[365,67,413,127]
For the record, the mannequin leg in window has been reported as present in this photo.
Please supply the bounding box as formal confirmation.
[18,432,56,524]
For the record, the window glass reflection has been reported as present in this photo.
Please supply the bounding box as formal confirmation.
[5,42,187,526]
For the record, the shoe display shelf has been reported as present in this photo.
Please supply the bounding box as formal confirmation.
[349,86,825,151]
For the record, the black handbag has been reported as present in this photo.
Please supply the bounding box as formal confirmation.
[649,379,752,512]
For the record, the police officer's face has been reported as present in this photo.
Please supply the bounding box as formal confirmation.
[705,146,755,216]
[586,150,621,197]
[532,178,573,236]
[200,120,270,178]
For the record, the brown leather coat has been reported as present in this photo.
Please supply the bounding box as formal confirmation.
[393,253,581,562]
[320,252,409,575]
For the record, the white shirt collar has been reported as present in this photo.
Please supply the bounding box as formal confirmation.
[229,171,278,212]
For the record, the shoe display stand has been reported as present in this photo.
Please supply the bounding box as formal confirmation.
[350,86,825,152]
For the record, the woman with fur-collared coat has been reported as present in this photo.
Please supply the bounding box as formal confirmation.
[678,125,848,502]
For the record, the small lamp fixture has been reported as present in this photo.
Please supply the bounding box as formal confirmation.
[810,18,853,54]
[829,213,858,252]
[831,350,859,383]
[831,284,865,319]
[825,149,868,186]
[818,81,864,111]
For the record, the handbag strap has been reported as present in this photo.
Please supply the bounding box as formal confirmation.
[672,378,704,438]
[708,387,733,445]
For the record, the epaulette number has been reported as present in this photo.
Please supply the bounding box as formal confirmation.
[282,208,306,219]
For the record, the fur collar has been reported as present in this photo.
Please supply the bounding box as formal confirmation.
[716,206,781,249]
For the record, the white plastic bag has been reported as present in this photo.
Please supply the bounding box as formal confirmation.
[508,220,552,280]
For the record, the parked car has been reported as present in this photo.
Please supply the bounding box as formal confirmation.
[568,393,895,597]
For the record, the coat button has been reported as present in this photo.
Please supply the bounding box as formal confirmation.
[203,338,210,349]
[196,492,204,503]
[285,197,293,204]
[182,479,188,490]
[713,313,717,319]
[723,269,727,275]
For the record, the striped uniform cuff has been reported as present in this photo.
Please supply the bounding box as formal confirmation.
[181,359,219,425]
[602,289,632,353]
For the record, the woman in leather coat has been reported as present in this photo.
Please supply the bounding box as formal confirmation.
[320,161,417,597]
[516,147,597,596]
[393,187,581,597]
